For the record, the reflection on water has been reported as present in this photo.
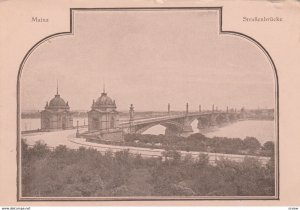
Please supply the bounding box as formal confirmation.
[203,120,275,143]
[22,118,41,131]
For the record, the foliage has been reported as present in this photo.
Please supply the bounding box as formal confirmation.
[123,133,269,157]
[21,140,275,197]
[261,141,275,157]
[243,137,261,152]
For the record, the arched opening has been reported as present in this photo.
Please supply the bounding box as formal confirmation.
[197,117,210,129]
[228,114,237,122]
[43,118,50,129]
[189,118,199,133]
[137,121,183,136]
[110,116,115,129]
[215,114,228,126]
[62,116,66,129]
[141,124,166,135]
[92,118,99,130]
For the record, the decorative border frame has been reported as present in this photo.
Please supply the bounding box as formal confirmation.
[17,7,279,201]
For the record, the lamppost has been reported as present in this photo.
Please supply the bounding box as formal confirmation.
[76,120,80,137]
[129,104,134,133]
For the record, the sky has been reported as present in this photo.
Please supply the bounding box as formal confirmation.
[21,10,276,112]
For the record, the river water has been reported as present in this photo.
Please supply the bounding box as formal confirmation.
[143,120,275,144]
[21,118,275,144]
[21,117,88,131]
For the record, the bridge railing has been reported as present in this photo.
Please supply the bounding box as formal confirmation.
[119,110,238,126]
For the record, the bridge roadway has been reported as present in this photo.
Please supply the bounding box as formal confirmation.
[120,111,223,126]
[119,110,241,135]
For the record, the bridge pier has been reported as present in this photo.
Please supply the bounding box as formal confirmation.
[182,124,193,133]
[165,127,181,137]
[197,120,204,129]
[182,117,193,133]
[210,114,217,126]
[197,119,209,129]
[225,114,230,123]
[129,125,136,134]
[121,108,243,137]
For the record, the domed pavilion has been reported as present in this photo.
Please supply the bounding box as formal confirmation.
[86,88,123,142]
[41,87,73,131]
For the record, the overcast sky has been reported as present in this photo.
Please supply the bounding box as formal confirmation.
[21,10,276,112]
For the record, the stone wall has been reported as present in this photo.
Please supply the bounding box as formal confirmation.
[100,129,124,142]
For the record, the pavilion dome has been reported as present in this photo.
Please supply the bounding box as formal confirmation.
[93,91,116,109]
[47,94,69,109]
[49,94,66,106]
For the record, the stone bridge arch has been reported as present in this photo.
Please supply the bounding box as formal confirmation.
[197,113,230,128]
[134,120,184,136]
[215,113,229,125]
[197,116,211,129]
[228,113,239,122]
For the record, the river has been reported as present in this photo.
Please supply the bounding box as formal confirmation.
[21,117,88,131]
[143,120,275,144]
[21,118,275,144]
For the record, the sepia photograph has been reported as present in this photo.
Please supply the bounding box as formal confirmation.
[18,7,278,200]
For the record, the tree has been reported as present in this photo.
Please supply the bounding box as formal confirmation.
[263,141,275,151]
[21,140,275,197]
[133,154,143,168]
[112,185,129,196]
[243,137,261,153]
[196,153,209,167]
[261,141,275,157]
[21,139,29,160]
[169,183,195,196]
[162,149,181,164]
[31,141,50,158]
[53,145,68,158]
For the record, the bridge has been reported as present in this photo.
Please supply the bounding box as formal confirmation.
[119,104,245,136]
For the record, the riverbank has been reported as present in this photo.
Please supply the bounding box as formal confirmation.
[82,132,274,158]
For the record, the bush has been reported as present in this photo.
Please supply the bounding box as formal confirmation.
[21,141,275,197]
[243,137,261,152]
[123,133,265,156]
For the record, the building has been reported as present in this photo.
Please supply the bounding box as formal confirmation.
[41,88,73,131]
[86,89,123,142]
